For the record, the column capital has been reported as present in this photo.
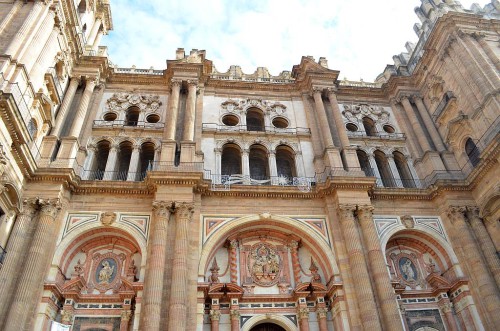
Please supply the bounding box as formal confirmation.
[214,148,222,153]
[230,309,240,320]
[152,200,174,217]
[229,239,239,249]
[60,309,73,324]
[175,202,194,222]
[397,93,413,103]
[447,206,467,224]
[38,198,62,218]
[209,309,221,321]
[338,204,356,220]
[120,310,132,321]
[410,94,423,103]
[470,31,485,41]
[316,307,328,319]
[21,197,39,216]
[84,76,99,87]
[466,206,481,219]
[69,76,82,85]
[288,240,299,250]
[187,79,198,87]
[326,87,338,95]
[312,86,324,95]
[297,307,309,320]
[439,302,453,314]
[171,79,182,87]
[356,205,374,222]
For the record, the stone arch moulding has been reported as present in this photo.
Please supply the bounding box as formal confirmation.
[52,211,149,268]
[198,213,339,280]
[241,314,298,331]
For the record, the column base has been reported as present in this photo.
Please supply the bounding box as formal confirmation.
[56,136,80,161]
[342,147,361,170]
[38,135,59,166]
[324,147,343,169]
[414,150,447,179]
[180,141,196,163]
[159,140,177,163]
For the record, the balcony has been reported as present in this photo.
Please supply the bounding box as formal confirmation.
[202,123,311,135]
[93,119,164,130]
[208,173,315,192]
[346,131,406,140]
[0,245,5,266]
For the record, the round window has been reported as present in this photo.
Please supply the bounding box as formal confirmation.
[103,112,117,121]
[383,125,395,133]
[272,117,289,128]
[346,123,358,132]
[146,114,160,123]
[222,114,239,126]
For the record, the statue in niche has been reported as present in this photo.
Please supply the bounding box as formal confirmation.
[249,243,281,286]
[97,259,116,284]
[399,257,417,282]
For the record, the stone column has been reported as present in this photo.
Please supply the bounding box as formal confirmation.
[229,239,238,283]
[297,307,310,331]
[390,100,420,159]
[242,149,250,182]
[209,309,220,331]
[466,207,500,289]
[447,206,500,329]
[472,32,500,72]
[0,1,23,36]
[103,144,119,180]
[67,77,97,138]
[164,79,182,141]
[312,87,335,148]
[5,1,45,58]
[126,145,141,181]
[120,310,132,331]
[386,155,404,188]
[412,96,446,152]
[338,204,382,330]
[230,309,240,331]
[288,240,301,286]
[399,96,432,153]
[483,214,500,252]
[316,307,328,331]
[0,210,16,248]
[92,28,104,51]
[0,198,38,327]
[367,154,383,187]
[357,205,401,331]
[326,89,349,148]
[141,201,172,330]
[183,80,197,141]
[82,145,96,179]
[29,24,60,92]
[4,198,62,331]
[439,301,459,331]
[441,51,480,110]
[87,17,103,47]
[167,202,194,331]
[52,77,80,137]
[268,150,278,184]
[294,151,306,178]
[214,148,222,182]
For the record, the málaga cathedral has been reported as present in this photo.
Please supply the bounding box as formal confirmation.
[0,0,499,330]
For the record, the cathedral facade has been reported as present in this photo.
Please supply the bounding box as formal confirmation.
[0,0,499,330]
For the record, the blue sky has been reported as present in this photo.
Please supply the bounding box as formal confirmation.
[102,0,491,81]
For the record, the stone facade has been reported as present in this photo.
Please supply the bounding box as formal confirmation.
[0,0,499,330]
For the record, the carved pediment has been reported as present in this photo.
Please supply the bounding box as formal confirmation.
[426,273,451,290]
[292,56,339,83]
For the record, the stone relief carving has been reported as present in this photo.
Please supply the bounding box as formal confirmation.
[220,98,287,115]
[100,212,117,226]
[105,92,162,113]
[343,103,390,124]
[248,242,282,286]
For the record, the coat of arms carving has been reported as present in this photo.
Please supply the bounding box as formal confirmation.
[248,242,282,286]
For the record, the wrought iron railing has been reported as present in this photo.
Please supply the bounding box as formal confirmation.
[0,245,6,265]
[208,173,315,192]
[202,123,311,135]
[93,119,164,129]
[346,131,406,139]
[150,161,205,173]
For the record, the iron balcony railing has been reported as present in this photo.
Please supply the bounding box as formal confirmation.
[93,120,164,129]
[208,173,315,191]
[150,161,205,173]
[346,131,406,139]
[0,245,6,265]
[202,123,311,135]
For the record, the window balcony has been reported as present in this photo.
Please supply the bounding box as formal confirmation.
[93,119,164,129]
[346,131,406,140]
[0,245,6,266]
[202,123,311,135]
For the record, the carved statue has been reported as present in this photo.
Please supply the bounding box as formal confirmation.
[400,259,416,281]
[249,243,281,286]
[209,258,220,283]
[98,260,115,284]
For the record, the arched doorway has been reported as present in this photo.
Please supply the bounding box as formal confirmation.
[250,323,286,331]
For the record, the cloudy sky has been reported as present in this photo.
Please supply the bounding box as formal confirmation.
[102,0,490,81]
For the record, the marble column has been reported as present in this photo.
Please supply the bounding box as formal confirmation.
[326,89,350,149]
[209,309,220,331]
[448,206,500,329]
[5,1,45,58]
[338,204,382,330]
[288,240,301,286]
[390,100,420,159]
[92,28,104,51]
[164,79,182,141]
[412,96,446,152]
[386,155,404,188]
[268,150,278,184]
[29,24,60,92]
[466,207,500,289]
[0,198,38,327]
[242,149,250,183]
[229,239,238,283]
[230,309,240,331]
[297,307,310,331]
[167,202,194,331]
[0,1,23,36]
[183,80,197,141]
[82,145,97,179]
[440,301,459,331]
[214,148,222,182]
[87,17,103,47]
[357,205,402,331]
[399,96,432,153]
[4,198,62,331]
[52,77,80,137]
[120,310,132,331]
[472,32,500,71]
[141,201,172,330]
[126,145,141,181]
[312,87,335,148]
[367,154,383,187]
[103,144,119,180]
[67,77,97,138]
[316,307,328,331]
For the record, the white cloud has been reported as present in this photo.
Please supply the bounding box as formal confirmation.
[102,0,492,81]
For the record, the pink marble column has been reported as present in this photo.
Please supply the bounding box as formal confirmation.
[120,310,132,331]
[439,301,459,331]
[209,309,220,331]
[4,198,62,331]
[316,307,328,331]
[357,205,402,331]
[229,239,238,283]
[167,202,194,331]
[52,76,80,137]
[230,309,240,331]
[0,198,38,327]
[297,307,310,331]
[141,201,173,330]
[288,240,301,285]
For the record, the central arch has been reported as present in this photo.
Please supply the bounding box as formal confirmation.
[251,322,287,331]
[242,315,297,331]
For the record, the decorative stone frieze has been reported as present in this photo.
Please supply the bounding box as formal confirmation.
[343,103,390,123]
[105,92,162,113]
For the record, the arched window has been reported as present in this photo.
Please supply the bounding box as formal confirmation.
[125,107,140,126]
[362,117,377,136]
[221,144,242,176]
[139,142,155,180]
[276,145,296,180]
[246,108,265,131]
[116,141,133,180]
[465,138,480,167]
[374,150,395,187]
[249,144,269,180]
[356,150,373,177]
[91,140,110,180]
[393,151,416,188]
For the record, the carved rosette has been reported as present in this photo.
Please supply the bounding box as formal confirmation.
[38,198,62,219]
